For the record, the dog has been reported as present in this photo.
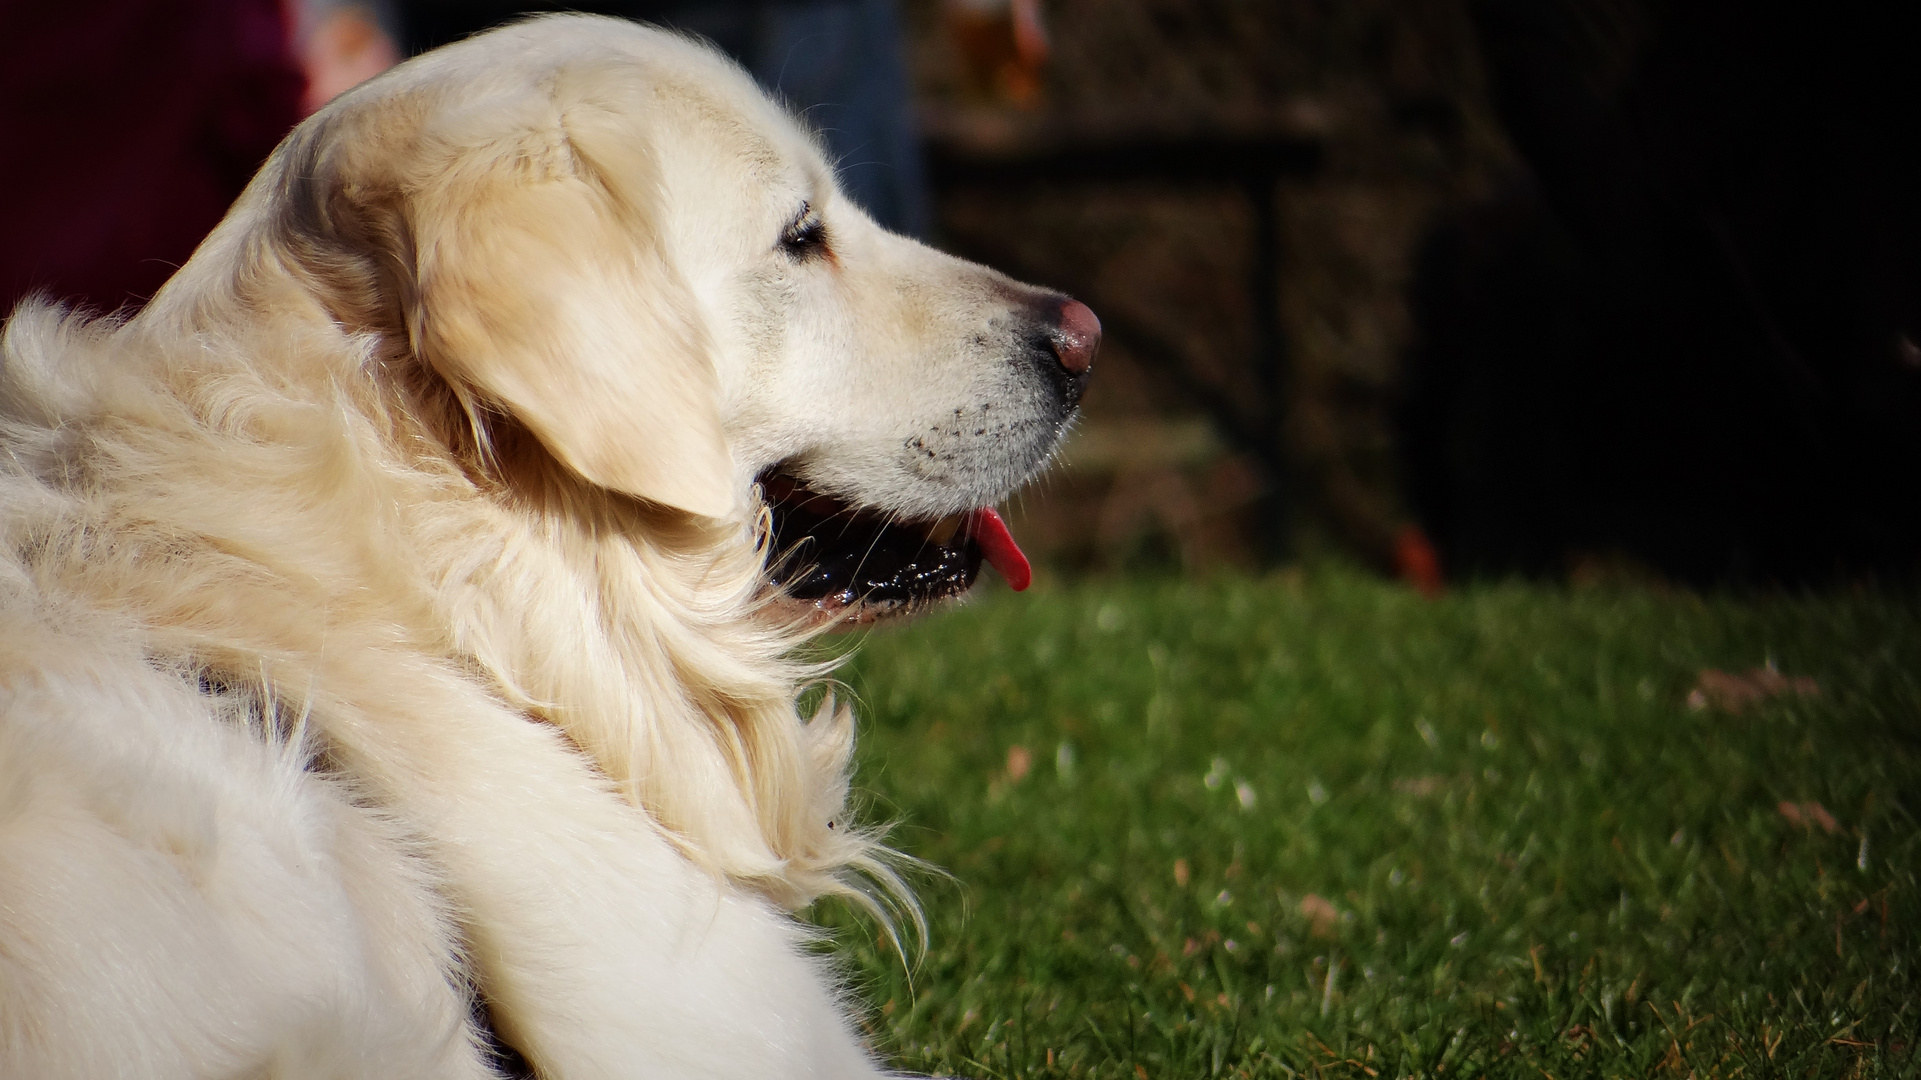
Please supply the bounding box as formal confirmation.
[0,16,1096,1078]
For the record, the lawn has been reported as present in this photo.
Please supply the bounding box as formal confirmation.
[808,571,1921,1079]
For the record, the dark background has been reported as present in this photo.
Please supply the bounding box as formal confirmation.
[895,0,1921,589]
[5,0,1917,588]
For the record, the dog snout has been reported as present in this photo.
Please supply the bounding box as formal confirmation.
[1026,296,1099,410]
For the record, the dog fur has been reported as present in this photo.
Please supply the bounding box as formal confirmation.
[0,17,1085,1078]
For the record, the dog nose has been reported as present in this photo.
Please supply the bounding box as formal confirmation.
[1049,298,1101,377]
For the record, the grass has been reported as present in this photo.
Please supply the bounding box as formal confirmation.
[806,570,1921,1079]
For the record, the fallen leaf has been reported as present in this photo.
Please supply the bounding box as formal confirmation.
[1688,666,1819,713]
[1805,801,1840,834]
[1778,799,1840,834]
[1394,524,1444,598]
[1173,858,1190,887]
[1300,893,1339,938]
[1394,776,1446,796]
[1005,744,1032,782]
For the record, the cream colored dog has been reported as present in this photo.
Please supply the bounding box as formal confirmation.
[0,16,1096,1078]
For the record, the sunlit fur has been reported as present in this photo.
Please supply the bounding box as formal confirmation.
[0,16,1071,1079]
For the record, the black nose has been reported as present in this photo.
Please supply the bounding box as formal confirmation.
[1038,296,1100,407]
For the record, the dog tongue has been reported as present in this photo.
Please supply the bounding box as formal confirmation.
[970,507,1031,591]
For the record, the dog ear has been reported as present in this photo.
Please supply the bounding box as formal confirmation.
[405,110,736,519]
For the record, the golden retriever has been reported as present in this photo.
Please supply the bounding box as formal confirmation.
[0,16,1096,1078]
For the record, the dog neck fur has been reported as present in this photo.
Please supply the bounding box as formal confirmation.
[0,120,893,918]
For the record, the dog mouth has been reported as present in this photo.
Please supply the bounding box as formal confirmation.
[760,473,1031,625]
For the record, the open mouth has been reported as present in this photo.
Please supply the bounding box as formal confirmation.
[761,473,1031,624]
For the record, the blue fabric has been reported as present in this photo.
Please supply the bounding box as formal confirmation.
[660,0,932,237]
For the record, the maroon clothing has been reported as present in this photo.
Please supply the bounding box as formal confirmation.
[0,0,304,315]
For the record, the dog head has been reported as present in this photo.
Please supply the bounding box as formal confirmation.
[267,16,1095,620]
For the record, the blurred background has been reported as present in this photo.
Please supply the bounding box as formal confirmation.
[5,0,1917,590]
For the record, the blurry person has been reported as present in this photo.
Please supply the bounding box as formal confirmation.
[399,0,931,237]
[944,0,1049,108]
[294,0,402,114]
[0,0,304,314]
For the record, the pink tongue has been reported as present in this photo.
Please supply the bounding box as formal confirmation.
[969,507,1032,592]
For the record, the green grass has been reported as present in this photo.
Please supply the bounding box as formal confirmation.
[808,571,1921,1079]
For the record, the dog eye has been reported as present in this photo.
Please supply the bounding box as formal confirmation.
[779,203,829,261]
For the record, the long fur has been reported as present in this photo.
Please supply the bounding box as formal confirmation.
[0,254,895,1080]
[0,17,1078,1078]
[0,292,886,902]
